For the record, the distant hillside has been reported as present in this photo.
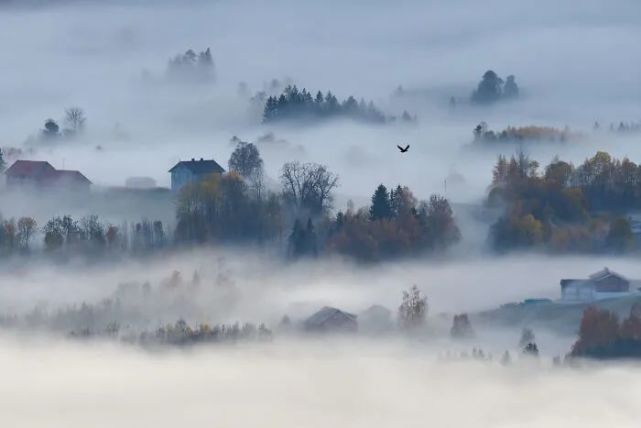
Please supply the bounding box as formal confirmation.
[475,296,641,335]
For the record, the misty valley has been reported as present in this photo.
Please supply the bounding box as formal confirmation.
[2,0,641,427]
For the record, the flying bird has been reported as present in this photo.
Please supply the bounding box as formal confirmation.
[397,144,410,153]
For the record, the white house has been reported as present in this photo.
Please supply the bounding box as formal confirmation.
[168,158,224,192]
[560,268,640,303]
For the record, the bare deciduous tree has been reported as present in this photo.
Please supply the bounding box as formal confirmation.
[280,161,338,215]
[64,107,86,135]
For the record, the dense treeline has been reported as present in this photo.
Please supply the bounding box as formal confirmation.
[175,171,284,244]
[473,122,576,144]
[488,151,639,252]
[571,304,641,359]
[323,185,460,261]
[0,213,166,259]
[141,320,273,347]
[263,85,387,124]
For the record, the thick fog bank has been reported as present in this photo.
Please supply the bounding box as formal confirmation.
[1,335,641,427]
[1,249,640,322]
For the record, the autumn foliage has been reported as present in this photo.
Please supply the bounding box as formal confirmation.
[571,305,641,359]
[326,185,460,261]
[488,151,637,253]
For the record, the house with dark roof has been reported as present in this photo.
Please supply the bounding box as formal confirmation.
[168,158,225,192]
[4,160,91,191]
[303,306,358,333]
[560,267,641,302]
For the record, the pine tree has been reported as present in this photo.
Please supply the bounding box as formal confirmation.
[369,184,392,220]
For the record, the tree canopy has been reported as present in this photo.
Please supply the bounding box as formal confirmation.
[263,85,386,124]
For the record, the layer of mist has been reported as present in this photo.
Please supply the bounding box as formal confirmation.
[1,335,641,428]
[2,1,641,426]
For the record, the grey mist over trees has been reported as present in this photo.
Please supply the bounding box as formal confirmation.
[471,70,520,104]
[166,48,215,84]
[4,1,641,427]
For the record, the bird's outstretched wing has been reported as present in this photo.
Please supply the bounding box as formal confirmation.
[404,144,410,151]
[397,145,404,151]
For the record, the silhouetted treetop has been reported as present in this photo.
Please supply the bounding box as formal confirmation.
[471,70,520,104]
[263,85,387,124]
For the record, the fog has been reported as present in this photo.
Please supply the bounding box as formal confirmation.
[2,0,641,425]
[2,335,641,427]
[2,249,640,349]
[2,0,641,205]
[4,249,638,317]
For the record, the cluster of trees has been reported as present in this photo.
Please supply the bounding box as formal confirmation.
[488,151,640,252]
[473,122,574,144]
[324,184,460,261]
[166,48,215,83]
[0,216,38,255]
[471,70,519,104]
[571,304,641,359]
[139,320,272,347]
[42,215,166,256]
[450,313,475,338]
[0,148,5,172]
[0,214,166,259]
[175,171,284,244]
[27,107,87,145]
[263,85,387,124]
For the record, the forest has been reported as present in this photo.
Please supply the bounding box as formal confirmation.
[488,151,641,252]
[262,85,390,124]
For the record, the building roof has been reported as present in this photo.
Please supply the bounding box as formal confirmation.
[589,267,626,282]
[4,160,55,178]
[304,306,357,328]
[45,170,92,185]
[561,268,630,289]
[168,158,225,175]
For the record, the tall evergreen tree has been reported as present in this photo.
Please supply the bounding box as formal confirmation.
[370,184,392,220]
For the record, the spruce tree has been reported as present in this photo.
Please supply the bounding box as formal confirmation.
[370,184,392,220]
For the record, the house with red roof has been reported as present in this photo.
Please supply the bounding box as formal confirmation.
[4,160,92,191]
